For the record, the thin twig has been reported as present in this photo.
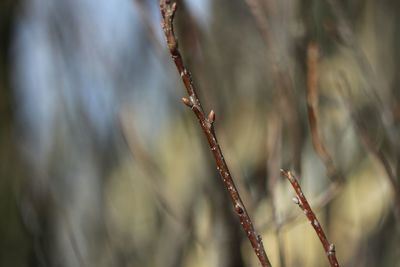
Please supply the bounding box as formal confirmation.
[260,181,342,232]
[281,170,340,267]
[306,42,343,183]
[159,1,272,266]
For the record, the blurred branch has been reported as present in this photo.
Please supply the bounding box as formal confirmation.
[326,0,390,119]
[243,0,304,174]
[306,42,343,184]
[159,1,272,266]
[339,75,400,221]
[242,0,272,49]
[281,170,340,267]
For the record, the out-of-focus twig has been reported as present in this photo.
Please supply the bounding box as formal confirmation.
[242,0,272,50]
[338,75,400,220]
[159,1,272,266]
[306,42,343,183]
[326,0,392,122]
[243,0,304,174]
[281,170,340,267]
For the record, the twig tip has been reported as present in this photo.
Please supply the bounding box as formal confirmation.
[172,1,177,11]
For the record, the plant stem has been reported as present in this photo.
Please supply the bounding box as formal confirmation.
[159,1,272,266]
[281,170,340,267]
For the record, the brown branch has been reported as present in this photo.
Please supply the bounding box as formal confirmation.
[306,42,343,183]
[159,1,272,266]
[260,181,342,233]
[281,170,340,267]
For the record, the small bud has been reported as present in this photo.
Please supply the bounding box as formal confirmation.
[328,244,336,253]
[292,197,300,205]
[208,110,216,123]
[182,97,192,107]
[287,171,296,182]
[172,2,177,12]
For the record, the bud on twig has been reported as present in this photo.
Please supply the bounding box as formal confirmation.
[208,110,215,123]
[182,97,192,107]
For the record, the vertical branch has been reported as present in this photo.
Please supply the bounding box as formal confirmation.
[159,1,272,266]
[243,0,304,174]
[306,42,342,182]
[281,170,340,267]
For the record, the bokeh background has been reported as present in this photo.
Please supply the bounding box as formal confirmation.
[1,0,400,266]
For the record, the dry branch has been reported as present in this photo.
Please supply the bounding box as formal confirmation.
[159,1,272,266]
[260,181,341,233]
[306,42,343,183]
[281,170,340,267]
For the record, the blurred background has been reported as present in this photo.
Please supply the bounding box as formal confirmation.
[1,0,400,266]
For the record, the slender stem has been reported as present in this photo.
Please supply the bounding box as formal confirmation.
[260,181,341,233]
[306,42,343,183]
[281,170,340,267]
[159,1,272,266]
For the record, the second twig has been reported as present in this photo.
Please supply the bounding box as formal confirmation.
[281,169,340,267]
